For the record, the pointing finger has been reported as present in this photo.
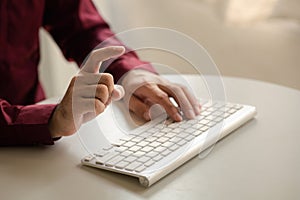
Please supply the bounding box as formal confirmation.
[81,46,125,73]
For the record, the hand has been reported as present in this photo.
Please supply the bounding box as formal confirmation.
[49,46,125,138]
[121,69,201,122]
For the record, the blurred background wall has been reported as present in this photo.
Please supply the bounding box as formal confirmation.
[39,0,300,98]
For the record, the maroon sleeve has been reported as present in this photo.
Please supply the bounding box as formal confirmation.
[0,99,57,146]
[43,0,156,83]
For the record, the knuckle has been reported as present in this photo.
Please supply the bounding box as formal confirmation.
[170,85,181,93]
[101,73,114,85]
[97,84,108,94]
[156,93,169,101]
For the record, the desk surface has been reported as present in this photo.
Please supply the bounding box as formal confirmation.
[1,75,299,200]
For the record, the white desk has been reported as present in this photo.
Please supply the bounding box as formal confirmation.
[1,75,299,200]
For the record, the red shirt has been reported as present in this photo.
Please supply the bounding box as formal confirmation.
[0,0,153,146]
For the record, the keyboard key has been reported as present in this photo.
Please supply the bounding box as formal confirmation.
[153,154,164,162]
[137,156,151,163]
[193,130,203,136]
[137,141,150,147]
[160,127,172,133]
[187,119,198,124]
[154,146,167,153]
[199,119,210,125]
[192,124,203,129]
[164,132,177,138]
[125,161,143,171]
[123,141,136,148]
[177,140,187,146]
[132,151,146,158]
[111,140,126,146]
[179,123,192,129]
[200,126,209,132]
[124,156,137,163]
[96,152,119,164]
[129,146,142,152]
[185,128,196,134]
[168,122,180,128]
[185,135,195,141]
[131,136,144,143]
[147,128,159,133]
[144,160,155,167]
[161,149,172,156]
[94,149,108,157]
[135,165,147,173]
[141,146,154,153]
[172,128,184,134]
[105,155,125,167]
[115,161,130,169]
[170,137,181,143]
[161,141,174,148]
[121,150,133,157]
[120,135,134,142]
[145,151,159,158]
[84,155,94,162]
[169,144,180,151]
[149,141,161,148]
[145,136,157,142]
[157,137,169,143]
[114,146,128,152]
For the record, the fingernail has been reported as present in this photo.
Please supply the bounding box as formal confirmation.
[186,109,196,119]
[174,113,183,122]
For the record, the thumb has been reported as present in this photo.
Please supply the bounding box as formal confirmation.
[81,46,125,73]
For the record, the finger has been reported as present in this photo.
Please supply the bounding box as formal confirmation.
[158,84,196,119]
[74,73,114,97]
[136,84,182,121]
[111,85,125,101]
[74,83,110,106]
[81,46,125,73]
[128,95,151,121]
[97,73,114,95]
[179,84,201,115]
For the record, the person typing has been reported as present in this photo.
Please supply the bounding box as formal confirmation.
[0,0,201,146]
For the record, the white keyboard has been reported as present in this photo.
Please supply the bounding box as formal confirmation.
[81,100,256,187]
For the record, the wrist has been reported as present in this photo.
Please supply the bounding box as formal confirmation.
[48,104,76,138]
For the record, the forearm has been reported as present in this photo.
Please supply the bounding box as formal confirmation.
[0,99,57,146]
